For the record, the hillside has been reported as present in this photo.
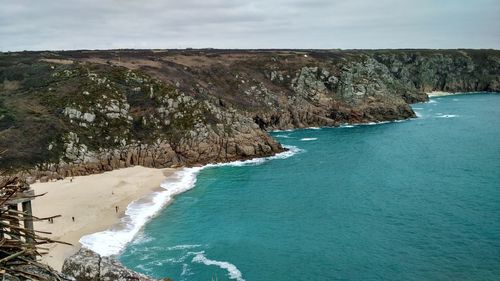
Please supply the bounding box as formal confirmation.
[1,49,499,180]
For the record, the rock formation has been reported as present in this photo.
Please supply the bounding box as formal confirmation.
[0,49,499,181]
[1,49,499,280]
[62,248,164,281]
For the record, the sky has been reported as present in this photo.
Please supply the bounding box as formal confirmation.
[1,0,499,51]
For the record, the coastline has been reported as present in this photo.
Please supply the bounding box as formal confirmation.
[427,91,454,97]
[28,107,449,273]
[30,146,300,272]
[426,91,496,98]
[31,166,178,271]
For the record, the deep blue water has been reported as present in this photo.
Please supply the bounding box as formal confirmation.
[119,93,500,281]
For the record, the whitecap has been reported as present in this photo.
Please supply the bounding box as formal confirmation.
[340,124,355,128]
[205,145,302,168]
[362,121,389,126]
[308,127,321,130]
[130,233,154,245]
[80,146,302,256]
[192,251,245,281]
[436,114,458,118]
[300,137,317,141]
[275,134,291,138]
[166,244,202,251]
[181,263,193,277]
[80,167,203,256]
[267,145,303,160]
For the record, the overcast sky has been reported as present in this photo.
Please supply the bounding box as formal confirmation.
[1,0,499,51]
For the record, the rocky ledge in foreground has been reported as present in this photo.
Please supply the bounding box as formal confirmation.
[0,49,499,181]
[62,248,169,281]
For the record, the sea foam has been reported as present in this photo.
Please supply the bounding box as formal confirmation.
[300,137,318,141]
[274,134,292,138]
[80,145,301,256]
[436,114,458,118]
[80,167,202,256]
[192,251,245,281]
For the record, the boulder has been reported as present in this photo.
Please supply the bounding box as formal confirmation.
[62,248,160,281]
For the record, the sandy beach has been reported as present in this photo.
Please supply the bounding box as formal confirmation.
[427,91,455,97]
[31,166,178,271]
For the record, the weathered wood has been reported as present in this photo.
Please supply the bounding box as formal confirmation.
[6,190,35,205]
[0,177,65,279]
[7,205,20,240]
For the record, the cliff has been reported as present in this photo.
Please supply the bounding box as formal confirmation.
[1,49,499,180]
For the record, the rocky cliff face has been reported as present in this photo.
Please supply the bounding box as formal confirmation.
[0,49,499,179]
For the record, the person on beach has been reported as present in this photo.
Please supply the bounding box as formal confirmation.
[115,206,119,213]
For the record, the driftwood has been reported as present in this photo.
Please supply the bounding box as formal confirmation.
[0,175,68,280]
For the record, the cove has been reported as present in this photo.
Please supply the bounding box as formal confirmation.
[119,93,500,281]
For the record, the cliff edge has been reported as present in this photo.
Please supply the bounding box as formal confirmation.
[1,49,499,180]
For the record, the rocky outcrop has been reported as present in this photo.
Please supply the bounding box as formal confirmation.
[0,49,499,178]
[372,51,500,96]
[0,49,499,280]
[62,248,165,281]
[0,62,283,181]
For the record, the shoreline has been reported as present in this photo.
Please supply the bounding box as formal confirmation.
[30,146,300,271]
[426,91,497,98]
[75,145,300,256]
[427,91,455,97]
[31,166,178,271]
[29,102,460,271]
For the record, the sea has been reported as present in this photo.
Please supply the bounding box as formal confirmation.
[81,93,500,281]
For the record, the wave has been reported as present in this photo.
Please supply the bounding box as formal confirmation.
[181,263,192,278]
[80,168,202,256]
[80,145,302,256]
[192,251,245,281]
[167,244,202,251]
[308,127,321,130]
[436,114,458,118]
[204,145,302,168]
[339,124,355,128]
[369,121,391,126]
[300,137,318,141]
[275,134,292,138]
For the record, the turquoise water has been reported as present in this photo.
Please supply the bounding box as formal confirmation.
[119,93,500,281]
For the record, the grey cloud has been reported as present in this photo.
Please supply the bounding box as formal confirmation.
[0,0,499,51]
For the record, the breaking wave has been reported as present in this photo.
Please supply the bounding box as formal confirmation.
[80,145,302,256]
[192,251,245,281]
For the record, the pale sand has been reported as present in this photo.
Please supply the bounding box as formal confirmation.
[427,91,455,98]
[31,166,178,271]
